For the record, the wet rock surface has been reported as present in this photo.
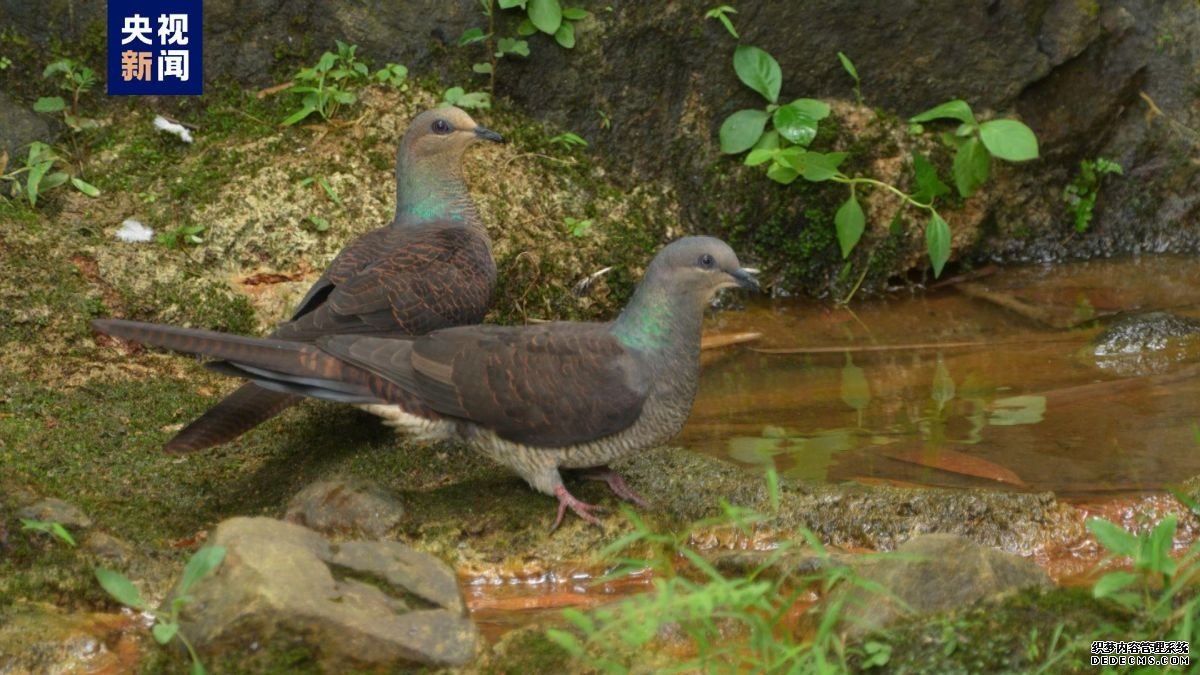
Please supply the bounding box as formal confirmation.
[283,478,406,538]
[0,603,145,674]
[179,516,476,668]
[838,533,1053,636]
[1089,311,1200,376]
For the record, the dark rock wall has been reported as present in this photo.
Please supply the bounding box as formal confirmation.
[2,0,1197,289]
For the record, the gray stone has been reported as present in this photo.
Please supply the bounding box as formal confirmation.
[0,90,53,163]
[1089,311,1200,376]
[82,532,133,565]
[284,479,405,538]
[179,517,476,668]
[837,533,1052,636]
[17,498,92,530]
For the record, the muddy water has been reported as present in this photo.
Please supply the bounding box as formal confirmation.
[689,256,1200,496]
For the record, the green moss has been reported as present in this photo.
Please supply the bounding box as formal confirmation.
[853,587,1132,673]
[483,628,573,675]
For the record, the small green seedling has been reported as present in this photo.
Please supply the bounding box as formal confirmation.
[156,223,206,249]
[96,546,226,675]
[34,58,99,131]
[0,141,100,206]
[704,5,739,39]
[1063,157,1122,233]
[548,131,587,151]
[20,518,76,547]
[564,216,592,237]
[282,41,408,125]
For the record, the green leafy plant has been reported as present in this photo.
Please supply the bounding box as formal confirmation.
[33,58,99,131]
[545,470,896,672]
[548,131,587,151]
[0,56,12,70]
[0,141,100,206]
[457,0,588,91]
[282,41,407,125]
[704,5,739,39]
[20,518,76,547]
[156,223,206,249]
[564,216,592,236]
[719,46,1040,278]
[96,546,225,675]
[442,86,492,110]
[1087,516,1200,652]
[1062,157,1122,233]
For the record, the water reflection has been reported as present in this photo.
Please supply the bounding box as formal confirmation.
[689,257,1200,495]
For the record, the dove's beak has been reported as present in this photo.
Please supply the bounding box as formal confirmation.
[474,126,504,143]
[730,267,760,292]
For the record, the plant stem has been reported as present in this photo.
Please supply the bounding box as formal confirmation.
[834,174,932,210]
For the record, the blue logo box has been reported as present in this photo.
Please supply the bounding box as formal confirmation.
[107,0,203,95]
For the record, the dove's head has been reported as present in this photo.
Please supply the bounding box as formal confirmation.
[646,236,759,303]
[402,106,504,160]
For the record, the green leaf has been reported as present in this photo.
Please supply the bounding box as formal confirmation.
[26,159,52,206]
[911,99,977,125]
[70,177,100,197]
[281,105,316,126]
[751,129,779,151]
[744,148,775,167]
[528,0,562,34]
[562,7,588,20]
[787,97,831,120]
[837,51,859,82]
[926,212,951,277]
[911,151,950,204]
[455,91,492,109]
[1087,518,1139,557]
[719,109,769,154]
[191,658,207,675]
[978,119,1039,161]
[472,62,493,74]
[765,161,798,184]
[497,37,530,57]
[516,18,537,36]
[1141,516,1178,574]
[554,21,575,48]
[1092,571,1139,599]
[497,0,526,7]
[952,137,989,197]
[733,45,782,103]
[96,568,148,609]
[835,195,865,259]
[33,96,65,113]
[457,27,488,46]
[443,86,465,104]
[179,546,226,595]
[41,171,69,191]
[801,151,847,182]
[772,105,819,146]
[308,215,330,232]
[152,622,179,644]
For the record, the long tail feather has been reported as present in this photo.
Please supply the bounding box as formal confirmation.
[164,384,301,454]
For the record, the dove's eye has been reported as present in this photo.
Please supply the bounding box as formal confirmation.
[432,119,453,135]
[698,253,716,269]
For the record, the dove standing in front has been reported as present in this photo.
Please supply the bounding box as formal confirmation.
[160,106,504,453]
[93,237,759,529]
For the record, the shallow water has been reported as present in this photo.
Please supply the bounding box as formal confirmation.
[688,256,1200,496]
